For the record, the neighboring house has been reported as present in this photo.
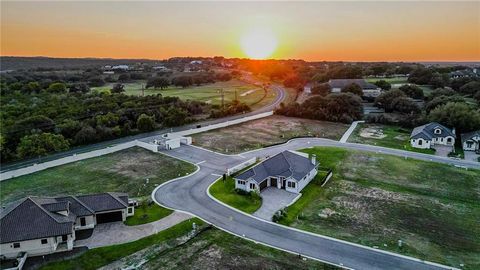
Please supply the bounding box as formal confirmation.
[303,83,313,94]
[410,122,456,149]
[449,69,478,79]
[152,133,192,150]
[461,130,480,153]
[0,193,135,259]
[234,150,318,194]
[328,79,382,97]
[111,65,129,70]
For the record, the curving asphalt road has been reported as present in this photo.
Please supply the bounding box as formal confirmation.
[0,84,286,172]
[153,138,475,270]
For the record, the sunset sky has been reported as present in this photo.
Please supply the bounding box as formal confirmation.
[1,1,479,61]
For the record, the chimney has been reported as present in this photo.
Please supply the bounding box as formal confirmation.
[311,154,316,165]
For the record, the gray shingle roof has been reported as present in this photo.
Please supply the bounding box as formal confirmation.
[0,193,129,244]
[235,151,316,184]
[76,193,128,213]
[0,198,73,244]
[410,122,455,140]
[56,196,94,217]
[461,130,480,142]
[328,79,379,90]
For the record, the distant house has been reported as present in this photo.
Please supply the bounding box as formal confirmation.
[449,69,478,79]
[461,130,480,153]
[234,151,318,194]
[328,79,382,97]
[410,122,455,149]
[303,83,313,93]
[111,65,129,70]
[0,193,135,259]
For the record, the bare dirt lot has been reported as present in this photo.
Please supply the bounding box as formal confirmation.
[192,115,350,154]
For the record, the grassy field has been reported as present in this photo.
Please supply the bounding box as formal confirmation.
[209,176,262,214]
[125,203,171,226]
[0,147,196,206]
[281,147,480,270]
[92,80,277,111]
[348,123,436,154]
[192,115,349,154]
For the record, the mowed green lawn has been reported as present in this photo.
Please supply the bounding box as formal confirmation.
[348,123,436,154]
[0,147,196,206]
[92,80,276,110]
[281,147,480,270]
[209,176,262,214]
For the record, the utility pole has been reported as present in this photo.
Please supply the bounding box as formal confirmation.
[142,83,145,97]
[234,89,238,102]
[219,89,225,110]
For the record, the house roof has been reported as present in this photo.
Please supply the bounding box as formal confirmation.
[0,192,129,244]
[235,151,316,184]
[0,198,73,244]
[56,196,95,217]
[328,79,379,90]
[410,122,455,140]
[75,193,128,213]
[461,130,480,142]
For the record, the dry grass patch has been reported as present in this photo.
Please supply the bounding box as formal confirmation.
[192,115,349,154]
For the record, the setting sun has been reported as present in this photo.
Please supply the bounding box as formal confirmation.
[240,27,278,59]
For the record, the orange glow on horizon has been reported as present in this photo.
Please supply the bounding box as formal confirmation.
[1,1,479,62]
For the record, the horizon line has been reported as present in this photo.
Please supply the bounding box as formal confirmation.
[1,55,479,64]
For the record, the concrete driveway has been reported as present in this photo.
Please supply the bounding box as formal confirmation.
[253,188,300,221]
[75,211,191,248]
[433,145,453,157]
[464,151,480,162]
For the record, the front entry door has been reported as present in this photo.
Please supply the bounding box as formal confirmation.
[270,178,277,188]
[282,179,286,189]
[80,217,86,226]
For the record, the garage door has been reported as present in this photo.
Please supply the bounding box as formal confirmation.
[96,211,123,224]
[259,180,268,191]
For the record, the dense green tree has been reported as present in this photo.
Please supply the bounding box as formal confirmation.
[391,97,420,114]
[68,83,89,93]
[74,126,97,144]
[311,84,331,96]
[374,89,406,112]
[136,114,155,132]
[429,102,480,133]
[373,80,391,90]
[46,82,67,94]
[399,84,424,99]
[22,82,42,94]
[459,81,480,95]
[16,133,69,158]
[111,83,125,94]
[425,95,465,113]
[12,115,55,137]
[96,112,119,127]
[56,119,82,139]
[341,83,363,96]
[117,73,130,82]
[146,77,170,89]
[88,77,105,87]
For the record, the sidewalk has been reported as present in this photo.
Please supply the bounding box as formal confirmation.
[339,120,365,143]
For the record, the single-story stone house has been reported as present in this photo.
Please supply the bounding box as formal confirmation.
[461,130,480,153]
[328,79,382,97]
[0,192,135,259]
[234,150,318,194]
[410,122,455,149]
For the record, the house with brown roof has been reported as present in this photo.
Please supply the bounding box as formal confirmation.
[0,193,134,260]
